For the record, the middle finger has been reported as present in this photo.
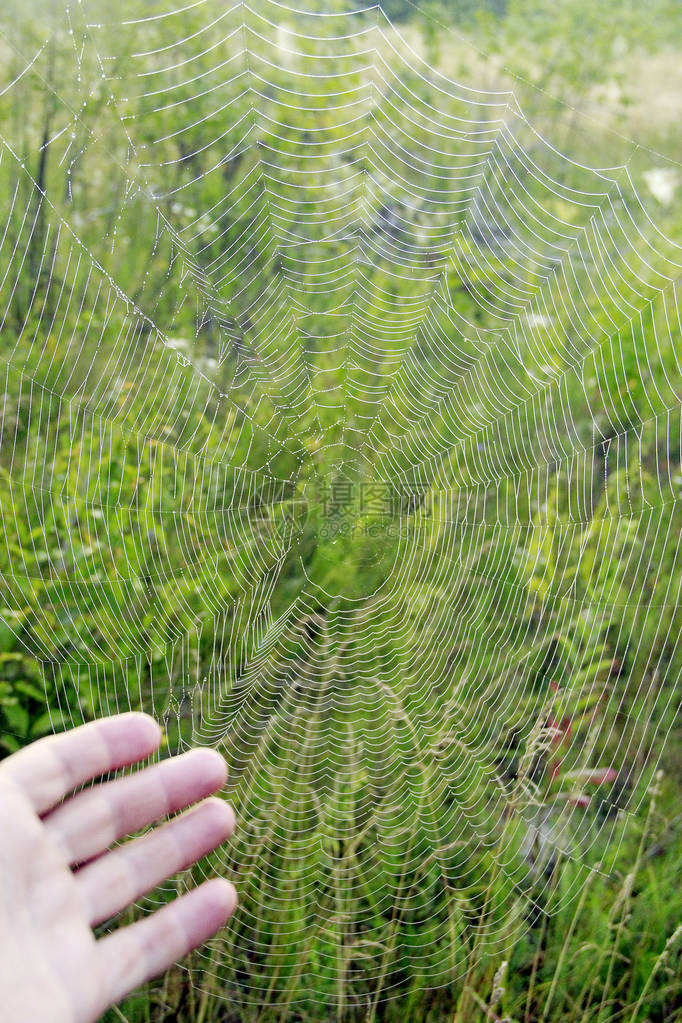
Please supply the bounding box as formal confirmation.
[44,747,227,866]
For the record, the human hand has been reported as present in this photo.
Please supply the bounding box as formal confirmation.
[0,713,236,1022]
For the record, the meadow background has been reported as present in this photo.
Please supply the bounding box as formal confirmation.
[0,1,681,1020]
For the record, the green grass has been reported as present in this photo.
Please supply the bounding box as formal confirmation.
[1,1,681,1020]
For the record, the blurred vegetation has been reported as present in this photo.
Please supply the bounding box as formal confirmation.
[0,0,681,1021]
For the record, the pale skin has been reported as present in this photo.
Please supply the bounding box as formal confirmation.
[0,712,237,1023]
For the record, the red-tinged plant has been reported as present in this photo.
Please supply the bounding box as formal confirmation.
[544,680,617,808]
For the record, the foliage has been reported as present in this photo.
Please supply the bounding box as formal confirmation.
[0,0,681,1021]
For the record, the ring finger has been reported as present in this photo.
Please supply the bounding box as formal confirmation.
[75,796,236,927]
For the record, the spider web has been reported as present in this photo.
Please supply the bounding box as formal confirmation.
[0,0,681,1008]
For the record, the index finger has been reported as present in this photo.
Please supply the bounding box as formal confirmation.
[0,713,162,814]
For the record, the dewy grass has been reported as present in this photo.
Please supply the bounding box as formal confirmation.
[106,765,679,1023]
[2,1,682,1021]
